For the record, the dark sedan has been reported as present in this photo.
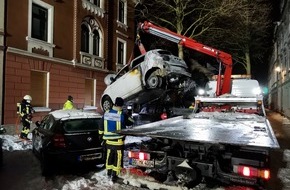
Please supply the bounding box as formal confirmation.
[32,109,104,176]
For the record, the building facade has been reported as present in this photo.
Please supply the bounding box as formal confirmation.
[0,0,5,125]
[3,0,135,125]
[268,0,290,118]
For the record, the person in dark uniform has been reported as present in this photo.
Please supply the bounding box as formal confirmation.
[98,97,134,182]
[19,95,34,140]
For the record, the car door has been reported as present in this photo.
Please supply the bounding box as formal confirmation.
[106,57,144,100]
[33,115,55,153]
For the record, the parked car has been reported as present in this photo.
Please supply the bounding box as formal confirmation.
[101,49,192,111]
[32,109,104,176]
[0,126,6,168]
[0,138,3,168]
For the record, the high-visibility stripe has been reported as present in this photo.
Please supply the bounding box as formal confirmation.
[104,112,121,121]
[111,150,122,175]
[103,110,124,139]
[21,128,30,135]
[106,139,124,146]
[106,149,113,170]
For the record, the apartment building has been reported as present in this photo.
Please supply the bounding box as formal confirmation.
[268,0,290,118]
[2,0,135,125]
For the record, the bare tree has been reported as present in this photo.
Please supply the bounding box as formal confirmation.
[136,0,273,75]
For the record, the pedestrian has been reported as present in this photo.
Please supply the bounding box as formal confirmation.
[98,97,134,182]
[63,95,75,110]
[19,95,34,140]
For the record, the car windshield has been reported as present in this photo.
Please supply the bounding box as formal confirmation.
[157,50,172,55]
[63,118,100,132]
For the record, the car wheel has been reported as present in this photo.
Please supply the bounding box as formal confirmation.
[102,96,113,111]
[40,152,53,176]
[146,74,162,89]
[0,139,3,168]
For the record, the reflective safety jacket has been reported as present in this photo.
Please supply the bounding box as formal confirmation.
[19,99,34,118]
[99,106,126,141]
[63,100,75,110]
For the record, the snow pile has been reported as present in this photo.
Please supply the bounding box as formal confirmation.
[1,134,32,151]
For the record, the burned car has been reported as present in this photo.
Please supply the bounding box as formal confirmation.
[101,49,192,111]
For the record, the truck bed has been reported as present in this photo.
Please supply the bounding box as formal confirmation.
[120,112,280,149]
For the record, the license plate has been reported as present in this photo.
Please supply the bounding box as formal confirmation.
[78,153,102,161]
[131,158,154,168]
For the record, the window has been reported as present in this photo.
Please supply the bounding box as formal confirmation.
[93,30,100,56]
[84,79,96,106]
[93,0,100,6]
[27,0,55,57]
[118,1,125,23]
[81,25,89,53]
[117,0,128,30]
[64,119,100,132]
[117,39,126,65]
[31,71,49,107]
[80,17,103,57]
[32,3,48,41]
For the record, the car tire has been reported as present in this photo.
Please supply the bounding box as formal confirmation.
[102,96,113,111]
[0,139,3,168]
[40,152,53,176]
[146,74,162,89]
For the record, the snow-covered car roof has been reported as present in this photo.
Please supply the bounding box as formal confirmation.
[49,109,102,121]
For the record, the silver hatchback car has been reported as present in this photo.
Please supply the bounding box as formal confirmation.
[101,49,192,111]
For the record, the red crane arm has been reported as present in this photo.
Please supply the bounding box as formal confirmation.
[138,21,233,95]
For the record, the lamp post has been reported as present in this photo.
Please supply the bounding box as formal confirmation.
[275,66,282,113]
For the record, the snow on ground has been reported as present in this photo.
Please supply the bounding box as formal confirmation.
[1,134,290,190]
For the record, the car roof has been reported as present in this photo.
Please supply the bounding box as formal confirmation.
[49,109,102,121]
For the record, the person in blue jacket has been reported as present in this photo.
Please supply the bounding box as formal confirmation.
[98,97,133,182]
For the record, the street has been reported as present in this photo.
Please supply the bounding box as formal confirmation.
[0,111,289,190]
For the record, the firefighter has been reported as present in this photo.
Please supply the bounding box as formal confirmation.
[189,102,195,109]
[19,95,34,140]
[98,97,134,182]
[63,95,75,110]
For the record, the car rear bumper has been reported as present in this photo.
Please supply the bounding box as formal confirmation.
[46,147,104,166]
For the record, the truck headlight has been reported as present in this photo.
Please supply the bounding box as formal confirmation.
[198,89,205,95]
[253,87,261,95]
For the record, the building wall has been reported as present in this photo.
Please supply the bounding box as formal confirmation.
[0,0,5,125]
[3,0,135,125]
[269,0,290,118]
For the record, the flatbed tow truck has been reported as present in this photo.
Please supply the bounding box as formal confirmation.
[116,22,280,189]
[119,90,279,189]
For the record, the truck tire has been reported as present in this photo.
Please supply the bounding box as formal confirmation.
[175,166,202,188]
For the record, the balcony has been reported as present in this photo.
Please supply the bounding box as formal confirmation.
[79,51,105,70]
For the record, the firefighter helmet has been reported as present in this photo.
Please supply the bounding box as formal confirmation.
[23,95,32,103]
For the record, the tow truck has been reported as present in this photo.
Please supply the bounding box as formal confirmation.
[117,22,280,189]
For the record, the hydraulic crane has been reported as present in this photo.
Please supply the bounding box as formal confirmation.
[136,21,233,96]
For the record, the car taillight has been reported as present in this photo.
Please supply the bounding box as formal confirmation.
[128,151,150,160]
[233,165,270,180]
[52,134,66,148]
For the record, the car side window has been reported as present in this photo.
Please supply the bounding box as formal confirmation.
[43,117,54,130]
[39,115,54,130]
[130,55,144,68]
